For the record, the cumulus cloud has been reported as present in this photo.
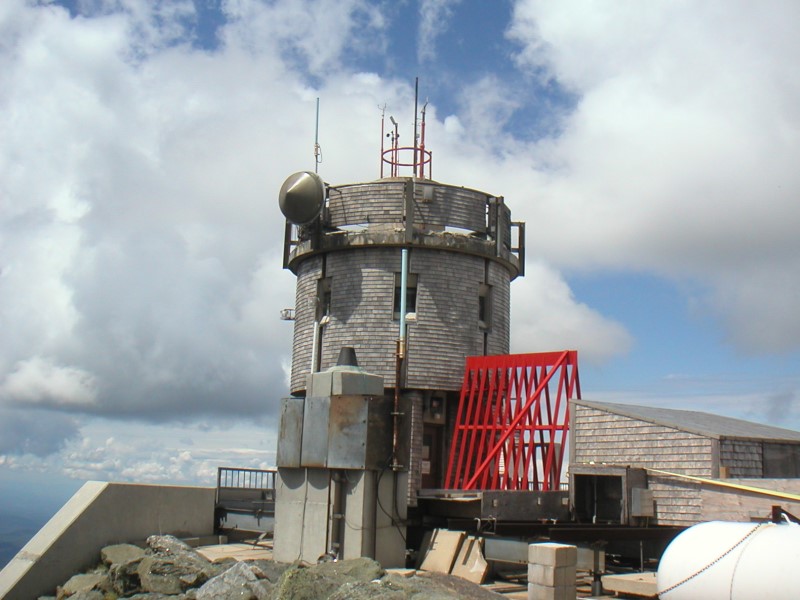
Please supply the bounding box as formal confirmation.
[417,0,462,63]
[0,357,98,407]
[506,0,800,352]
[510,261,633,362]
[2,0,798,477]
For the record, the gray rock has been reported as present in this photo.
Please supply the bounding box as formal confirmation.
[196,561,272,600]
[66,591,105,600]
[101,543,147,566]
[57,572,109,598]
[384,571,503,599]
[273,565,339,600]
[328,580,406,600]
[110,556,145,596]
[137,552,218,595]
[314,557,384,582]
[248,559,291,583]
[147,534,193,555]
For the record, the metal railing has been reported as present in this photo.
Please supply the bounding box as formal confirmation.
[217,467,276,491]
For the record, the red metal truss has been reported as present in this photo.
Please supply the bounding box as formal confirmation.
[444,351,580,491]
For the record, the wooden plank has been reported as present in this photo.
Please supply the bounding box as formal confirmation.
[419,529,465,574]
[450,536,488,584]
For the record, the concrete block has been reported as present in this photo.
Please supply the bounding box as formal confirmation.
[528,582,577,600]
[307,367,383,397]
[527,563,576,587]
[528,543,577,567]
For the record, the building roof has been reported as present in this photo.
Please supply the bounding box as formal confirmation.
[573,399,800,443]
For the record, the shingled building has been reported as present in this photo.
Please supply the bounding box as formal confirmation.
[569,399,800,526]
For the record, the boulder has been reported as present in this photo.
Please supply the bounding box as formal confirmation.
[57,572,109,599]
[65,591,105,600]
[314,557,384,583]
[196,561,272,600]
[272,558,384,600]
[101,543,147,566]
[146,535,194,555]
[110,557,145,596]
[137,554,215,595]
[138,534,221,594]
[327,580,406,600]
[248,559,291,584]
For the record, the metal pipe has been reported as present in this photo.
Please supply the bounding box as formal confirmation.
[310,320,320,374]
[399,248,408,346]
[392,246,409,469]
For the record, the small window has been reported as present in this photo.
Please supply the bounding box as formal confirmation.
[317,277,331,320]
[479,283,492,329]
[393,273,418,320]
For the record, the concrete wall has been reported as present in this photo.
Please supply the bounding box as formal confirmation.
[0,481,215,600]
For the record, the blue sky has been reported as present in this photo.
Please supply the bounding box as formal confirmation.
[1,0,800,517]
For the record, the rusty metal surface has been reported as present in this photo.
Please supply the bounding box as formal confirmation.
[327,395,370,469]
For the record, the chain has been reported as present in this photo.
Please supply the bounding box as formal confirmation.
[657,523,764,597]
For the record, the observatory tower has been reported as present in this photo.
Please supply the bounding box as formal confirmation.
[279,107,525,495]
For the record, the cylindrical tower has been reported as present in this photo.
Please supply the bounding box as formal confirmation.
[287,178,522,392]
[281,172,525,492]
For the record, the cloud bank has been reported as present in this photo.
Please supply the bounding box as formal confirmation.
[1,0,799,479]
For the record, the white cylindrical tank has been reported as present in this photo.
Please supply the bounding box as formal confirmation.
[657,521,800,599]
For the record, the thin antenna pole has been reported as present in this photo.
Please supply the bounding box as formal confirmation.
[314,97,321,174]
[379,104,386,178]
[419,100,428,178]
[413,77,419,179]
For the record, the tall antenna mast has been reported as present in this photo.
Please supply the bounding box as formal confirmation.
[314,97,322,173]
[413,77,419,178]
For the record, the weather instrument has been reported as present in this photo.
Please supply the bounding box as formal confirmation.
[278,170,325,225]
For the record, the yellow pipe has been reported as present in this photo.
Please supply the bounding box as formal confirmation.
[647,468,800,502]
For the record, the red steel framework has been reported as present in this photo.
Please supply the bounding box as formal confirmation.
[444,351,580,491]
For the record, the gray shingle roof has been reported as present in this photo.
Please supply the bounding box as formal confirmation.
[573,399,800,443]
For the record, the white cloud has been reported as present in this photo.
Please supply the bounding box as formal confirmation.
[0,357,98,407]
[510,261,633,362]
[2,0,798,484]
[417,0,462,63]
[506,0,800,351]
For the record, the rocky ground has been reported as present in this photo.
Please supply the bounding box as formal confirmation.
[41,535,503,600]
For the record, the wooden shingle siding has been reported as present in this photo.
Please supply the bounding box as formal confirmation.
[720,439,763,477]
[486,261,511,355]
[328,181,489,233]
[290,257,322,392]
[572,405,714,525]
[290,247,512,395]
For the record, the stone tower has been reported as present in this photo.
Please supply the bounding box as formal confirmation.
[281,164,525,494]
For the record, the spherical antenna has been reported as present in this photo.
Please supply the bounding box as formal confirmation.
[279,171,325,225]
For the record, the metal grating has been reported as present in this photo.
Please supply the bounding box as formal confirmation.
[444,351,580,491]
